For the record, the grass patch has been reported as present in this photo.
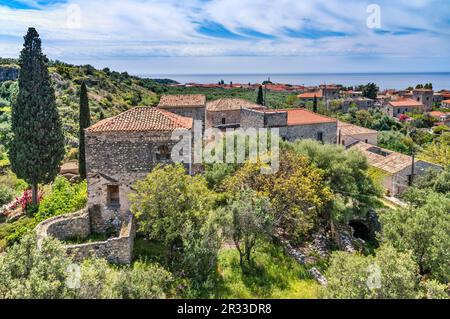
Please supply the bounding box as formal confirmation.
[132,237,320,299]
[214,242,320,299]
[133,236,167,264]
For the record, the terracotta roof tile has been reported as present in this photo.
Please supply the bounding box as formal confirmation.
[206,98,263,111]
[264,108,336,126]
[158,94,206,108]
[298,91,322,99]
[338,121,378,135]
[389,98,424,108]
[86,107,193,133]
[349,141,413,174]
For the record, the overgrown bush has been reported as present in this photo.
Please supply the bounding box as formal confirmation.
[34,176,87,222]
[0,184,14,206]
[0,235,173,299]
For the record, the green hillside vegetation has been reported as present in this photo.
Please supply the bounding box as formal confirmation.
[0,58,166,152]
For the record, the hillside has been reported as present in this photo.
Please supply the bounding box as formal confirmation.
[0,58,170,152]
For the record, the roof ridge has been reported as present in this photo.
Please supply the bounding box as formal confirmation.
[157,108,193,129]
[87,106,143,131]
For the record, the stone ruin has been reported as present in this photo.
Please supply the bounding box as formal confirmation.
[35,205,135,264]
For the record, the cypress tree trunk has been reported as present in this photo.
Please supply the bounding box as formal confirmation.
[31,184,38,205]
[78,81,90,179]
[9,28,65,205]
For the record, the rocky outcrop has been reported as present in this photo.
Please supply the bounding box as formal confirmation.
[276,232,328,286]
[0,66,19,82]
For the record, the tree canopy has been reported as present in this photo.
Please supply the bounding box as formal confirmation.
[9,28,65,203]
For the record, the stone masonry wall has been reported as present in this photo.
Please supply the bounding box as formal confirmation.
[240,108,265,129]
[240,108,288,129]
[161,107,205,124]
[65,215,135,264]
[35,209,136,264]
[279,122,337,143]
[85,130,189,215]
[206,109,241,128]
[264,112,288,127]
[36,209,90,243]
[0,66,19,82]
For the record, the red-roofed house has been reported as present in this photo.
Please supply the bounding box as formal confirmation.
[442,99,450,108]
[240,108,337,143]
[297,91,323,101]
[429,111,450,126]
[385,98,424,117]
[85,106,194,228]
[158,94,206,124]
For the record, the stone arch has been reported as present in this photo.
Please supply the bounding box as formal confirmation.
[349,220,370,241]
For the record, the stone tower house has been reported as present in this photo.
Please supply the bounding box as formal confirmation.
[412,89,434,111]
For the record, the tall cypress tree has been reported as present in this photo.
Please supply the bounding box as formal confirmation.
[313,95,318,113]
[78,81,90,179]
[10,28,65,204]
[256,85,264,105]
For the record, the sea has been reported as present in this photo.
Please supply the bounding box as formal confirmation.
[139,73,450,91]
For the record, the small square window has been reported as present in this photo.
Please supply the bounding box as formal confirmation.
[156,145,171,160]
[221,118,226,125]
[317,132,323,142]
[107,185,120,206]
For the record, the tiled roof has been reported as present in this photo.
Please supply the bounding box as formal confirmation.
[442,99,450,104]
[86,107,193,133]
[338,121,378,136]
[389,98,424,108]
[206,98,263,111]
[349,141,413,174]
[429,111,447,118]
[158,94,206,108]
[298,91,323,99]
[265,108,336,126]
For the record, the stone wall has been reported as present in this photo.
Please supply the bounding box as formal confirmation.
[240,108,288,129]
[413,90,434,111]
[279,122,337,143]
[264,111,288,127]
[206,109,241,128]
[35,208,136,264]
[391,160,442,195]
[386,105,422,117]
[342,98,375,112]
[65,215,135,264]
[161,107,205,124]
[85,130,190,215]
[341,132,378,147]
[240,108,265,129]
[0,66,19,82]
[36,209,91,243]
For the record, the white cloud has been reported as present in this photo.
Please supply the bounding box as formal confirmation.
[0,0,448,72]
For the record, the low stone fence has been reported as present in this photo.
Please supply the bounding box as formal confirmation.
[65,216,135,264]
[36,209,91,243]
[35,208,135,264]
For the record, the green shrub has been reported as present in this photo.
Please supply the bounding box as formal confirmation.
[0,184,14,206]
[34,176,87,222]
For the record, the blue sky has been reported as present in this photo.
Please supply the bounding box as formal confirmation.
[0,0,449,74]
